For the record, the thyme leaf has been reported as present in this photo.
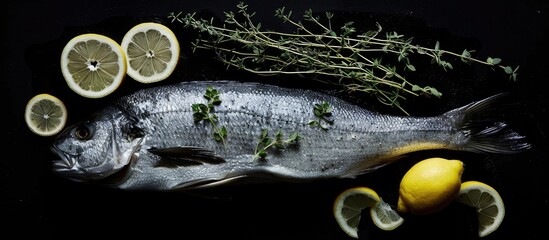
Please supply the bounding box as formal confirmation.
[192,86,227,143]
[169,2,519,114]
[253,129,300,160]
[309,101,334,130]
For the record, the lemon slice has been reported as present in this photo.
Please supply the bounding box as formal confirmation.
[333,187,380,238]
[121,22,180,83]
[370,198,404,231]
[25,94,67,136]
[60,33,127,98]
[456,181,505,237]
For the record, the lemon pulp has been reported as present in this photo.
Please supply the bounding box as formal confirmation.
[60,33,127,98]
[457,181,505,237]
[25,94,67,136]
[370,198,404,231]
[333,187,380,238]
[121,22,180,83]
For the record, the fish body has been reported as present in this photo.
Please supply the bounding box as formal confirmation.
[50,81,530,190]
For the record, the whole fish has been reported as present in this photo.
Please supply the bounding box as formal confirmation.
[50,80,530,190]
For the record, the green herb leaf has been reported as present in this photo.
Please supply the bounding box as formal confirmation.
[260,129,268,139]
[310,101,334,130]
[191,86,227,143]
[253,129,300,160]
[287,132,300,143]
[213,132,223,142]
[504,66,513,74]
[406,64,416,72]
[428,87,442,97]
[172,4,519,115]
[461,49,471,58]
[258,150,267,158]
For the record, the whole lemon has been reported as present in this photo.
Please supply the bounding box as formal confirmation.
[397,157,464,215]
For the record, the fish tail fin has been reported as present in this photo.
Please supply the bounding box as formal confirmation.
[444,93,531,154]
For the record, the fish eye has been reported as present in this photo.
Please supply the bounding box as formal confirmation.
[74,124,94,140]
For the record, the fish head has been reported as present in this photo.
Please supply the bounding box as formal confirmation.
[50,107,144,182]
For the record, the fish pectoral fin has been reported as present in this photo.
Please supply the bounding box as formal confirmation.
[174,175,248,190]
[148,146,226,167]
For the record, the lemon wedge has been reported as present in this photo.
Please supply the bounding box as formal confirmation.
[60,33,127,98]
[333,187,380,238]
[456,181,505,237]
[121,22,180,83]
[370,198,404,231]
[25,94,67,136]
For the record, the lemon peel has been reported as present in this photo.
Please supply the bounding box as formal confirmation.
[457,181,505,237]
[121,22,180,83]
[397,157,464,215]
[370,197,404,231]
[25,94,67,136]
[333,187,380,238]
[60,33,127,98]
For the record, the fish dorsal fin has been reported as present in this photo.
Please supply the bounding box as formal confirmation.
[148,146,225,167]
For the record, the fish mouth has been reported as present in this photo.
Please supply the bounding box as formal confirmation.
[50,145,85,181]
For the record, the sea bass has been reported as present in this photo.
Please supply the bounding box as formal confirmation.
[50,81,530,190]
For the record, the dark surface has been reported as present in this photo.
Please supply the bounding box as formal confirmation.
[3,0,548,239]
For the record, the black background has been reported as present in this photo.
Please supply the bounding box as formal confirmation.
[2,0,548,239]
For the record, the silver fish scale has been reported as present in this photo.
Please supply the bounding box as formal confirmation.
[51,82,530,190]
[116,81,453,179]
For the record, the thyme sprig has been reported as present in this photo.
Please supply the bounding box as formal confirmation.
[309,101,334,130]
[192,86,227,143]
[169,2,519,114]
[253,129,300,160]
